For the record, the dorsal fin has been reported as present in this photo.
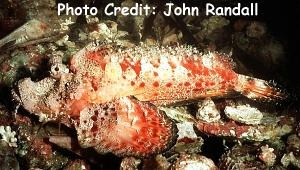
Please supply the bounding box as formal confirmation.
[202,52,235,70]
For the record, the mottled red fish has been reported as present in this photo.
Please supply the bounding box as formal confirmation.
[70,44,285,107]
[16,43,286,157]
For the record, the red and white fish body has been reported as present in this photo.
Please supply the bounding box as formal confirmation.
[16,43,286,157]
[70,44,284,107]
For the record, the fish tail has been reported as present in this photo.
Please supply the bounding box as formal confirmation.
[235,74,287,101]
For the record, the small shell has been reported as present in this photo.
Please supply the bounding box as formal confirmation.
[159,106,194,123]
[196,98,220,123]
[177,122,198,140]
[175,122,204,153]
[224,104,263,125]
[170,153,217,170]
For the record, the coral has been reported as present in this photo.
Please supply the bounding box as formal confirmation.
[0,126,17,147]
[280,134,300,168]
[84,15,133,47]
[59,17,75,32]
[281,152,300,168]
[219,145,267,169]
[259,145,276,166]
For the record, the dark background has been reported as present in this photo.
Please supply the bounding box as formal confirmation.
[260,1,300,95]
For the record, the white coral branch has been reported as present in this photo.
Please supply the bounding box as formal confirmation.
[0,126,18,147]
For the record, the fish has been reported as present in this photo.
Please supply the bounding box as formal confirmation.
[69,43,286,107]
[15,43,286,157]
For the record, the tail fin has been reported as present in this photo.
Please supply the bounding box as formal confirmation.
[235,74,288,101]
